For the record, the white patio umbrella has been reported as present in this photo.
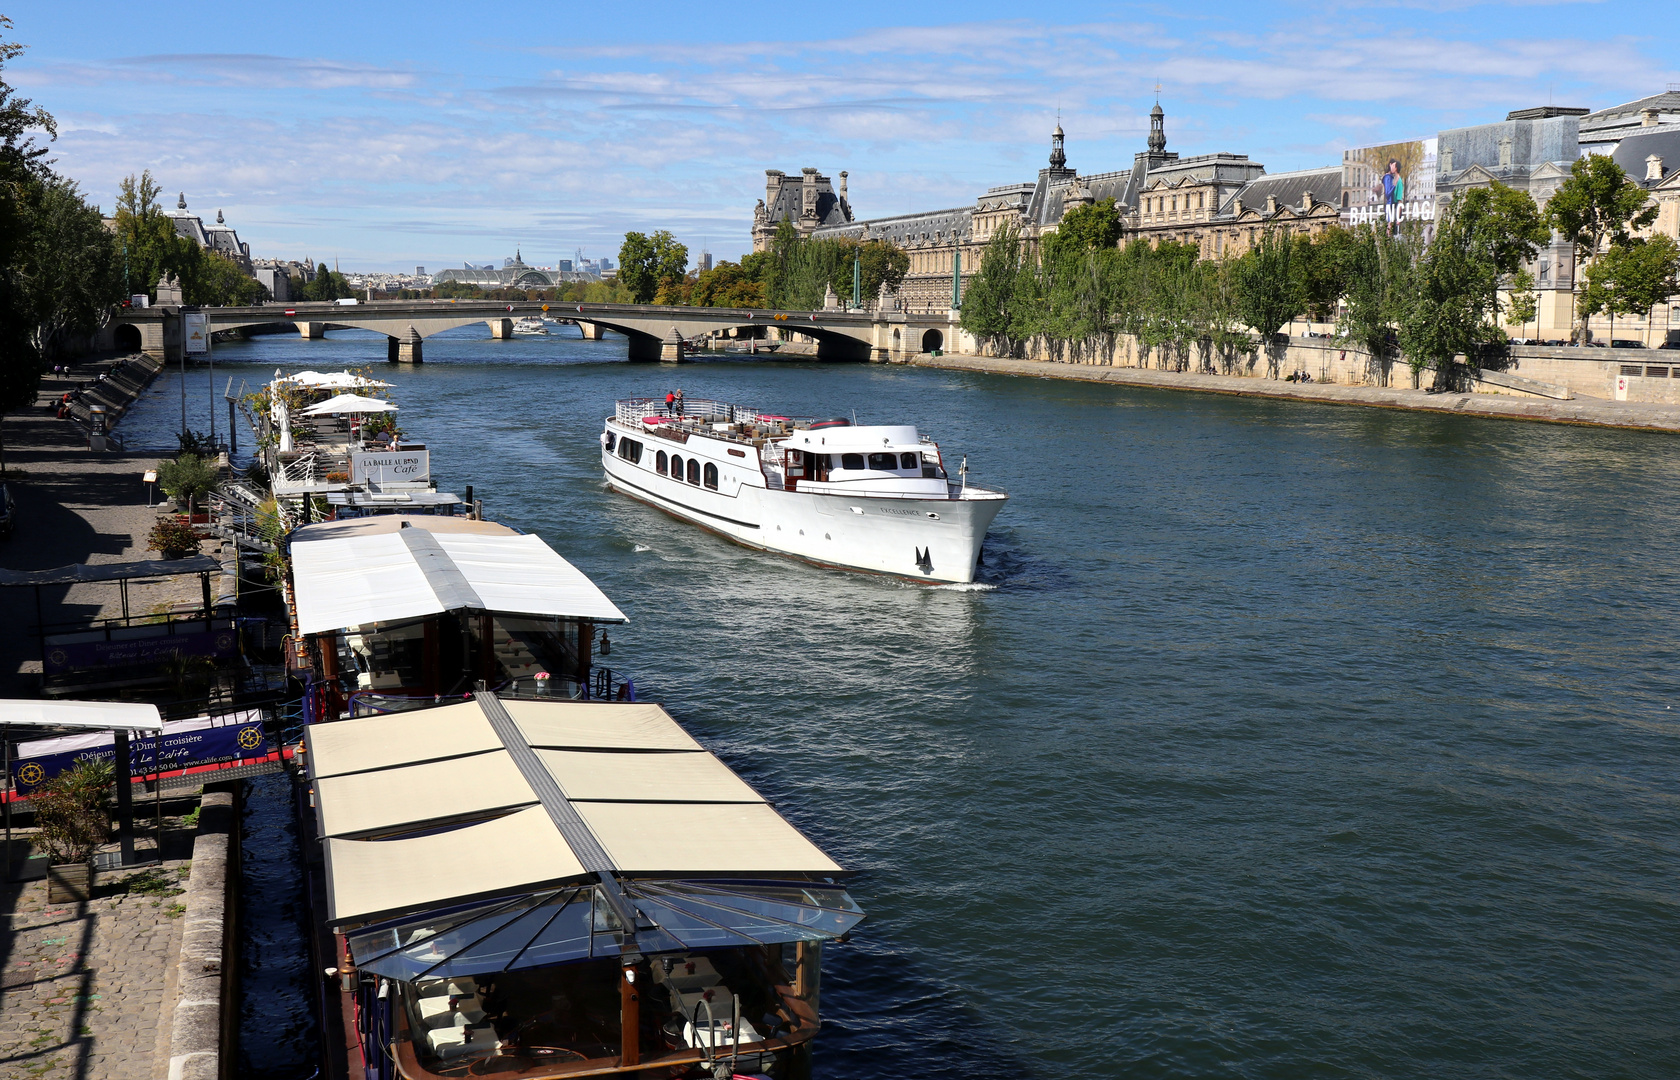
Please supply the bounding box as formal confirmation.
[281,370,392,389]
[298,393,398,416]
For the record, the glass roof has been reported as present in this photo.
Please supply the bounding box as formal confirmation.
[347,880,865,982]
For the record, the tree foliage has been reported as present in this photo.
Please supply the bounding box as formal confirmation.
[762,218,908,311]
[1580,233,1680,340]
[1546,154,1659,341]
[618,230,689,303]
[1395,184,1548,387]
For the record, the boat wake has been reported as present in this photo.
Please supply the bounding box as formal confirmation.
[930,581,997,592]
[632,544,652,553]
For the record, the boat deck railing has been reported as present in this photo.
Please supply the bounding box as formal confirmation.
[616,397,806,428]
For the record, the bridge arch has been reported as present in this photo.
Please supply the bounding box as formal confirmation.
[921,328,943,353]
[113,324,143,353]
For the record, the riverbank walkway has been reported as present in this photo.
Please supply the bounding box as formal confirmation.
[909,353,1680,434]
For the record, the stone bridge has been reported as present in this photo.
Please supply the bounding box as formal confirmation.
[110,299,960,364]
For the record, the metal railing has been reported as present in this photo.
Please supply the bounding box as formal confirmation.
[616,398,778,426]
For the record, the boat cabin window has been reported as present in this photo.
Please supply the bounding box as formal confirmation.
[670,454,683,480]
[703,463,718,489]
[617,438,643,464]
[840,453,865,471]
[657,450,668,475]
[604,431,616,452]
[687,458,700,485]
[900,452,918,469]
[867,452,898,471]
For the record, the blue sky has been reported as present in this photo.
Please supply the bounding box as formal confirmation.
[9,1,1677,271]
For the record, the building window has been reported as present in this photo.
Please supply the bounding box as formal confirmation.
[687,458,700,485]
[657,450,668,475]
[670,454,682,479]
[840,453,865,471]
[703,463,718,489]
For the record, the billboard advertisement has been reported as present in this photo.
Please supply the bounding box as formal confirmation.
[1341,138,1438,231]
[350,449,430,486]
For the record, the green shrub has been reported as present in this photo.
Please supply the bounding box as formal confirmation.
[32,760,114,864]
[147,515,203,557]
[155,452,219,504]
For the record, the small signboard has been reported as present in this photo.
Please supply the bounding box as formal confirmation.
[183,312,211,356]
[10,709,272,794]
[350,448,430,485]
[130,294,150,309]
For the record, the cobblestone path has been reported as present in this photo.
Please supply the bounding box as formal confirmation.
[0,856,189,1080]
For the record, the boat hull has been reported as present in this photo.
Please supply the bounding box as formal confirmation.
[602,450,1004,584]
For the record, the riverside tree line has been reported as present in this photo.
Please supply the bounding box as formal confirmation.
[960,157,1679,388]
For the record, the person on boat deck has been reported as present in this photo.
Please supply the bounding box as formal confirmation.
[665,390,675,415]
[675,389,685,416]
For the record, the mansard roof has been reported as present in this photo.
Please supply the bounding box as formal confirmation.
[815,207,972,246]
[1583,90,1680,129]
[1222,166,1340,217]
[764,172,850,229]
[1610,128,1680,187]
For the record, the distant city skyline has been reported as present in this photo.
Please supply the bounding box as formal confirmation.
[12,0,1678,271]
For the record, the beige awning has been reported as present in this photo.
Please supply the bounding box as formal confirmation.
[324,806,586,924]
[507,700,704,751]
[315,752,534,839]
[304,699,499,779]
[309,695,847,930]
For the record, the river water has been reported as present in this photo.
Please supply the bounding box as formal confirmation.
[124,326,1680,1079]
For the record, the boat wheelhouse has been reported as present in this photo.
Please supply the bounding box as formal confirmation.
[601,398,1007,583]
[305,693,863,1079]
[286,515,629,719]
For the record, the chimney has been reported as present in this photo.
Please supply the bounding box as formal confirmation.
[1441,145,1454,173]
[1642,108,1661,128]
[839,171,848,200]
[1648,154,1666,182]
[1499,135,1513,168]
[1264,193,1278,214]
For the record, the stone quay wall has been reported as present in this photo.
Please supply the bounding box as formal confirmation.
[946,328,1680,404]
[165,787,238,1080]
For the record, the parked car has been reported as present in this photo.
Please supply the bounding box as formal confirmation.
[1610,339,1647,349]
[0,483,14,539]
[1658,340,1680,350]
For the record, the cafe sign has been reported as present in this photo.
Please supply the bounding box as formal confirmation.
[350,449,430,485]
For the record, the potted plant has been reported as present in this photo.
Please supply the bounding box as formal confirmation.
[33,759,114,903]
[147,514,204,559]
[155,451,219,521]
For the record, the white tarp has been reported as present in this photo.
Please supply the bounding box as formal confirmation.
[299,393,397,416]
[290,526,627,635]
[0,700,164,731]
[280,371,391,389]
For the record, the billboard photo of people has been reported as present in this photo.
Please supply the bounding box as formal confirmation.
[1340,138,1437,234]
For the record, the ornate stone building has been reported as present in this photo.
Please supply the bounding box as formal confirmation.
[764,104,1344,310]
[750,168,853,251]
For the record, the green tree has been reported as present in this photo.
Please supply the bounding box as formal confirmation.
[961,222,1025,352]
[0,16,57,438]
[1504,269,1538,338]
[113,171,200,302]
[1580,234,1680,345]
[1546,154,1659,342]
[20,176,123,358]
[186,251,264,306]
[1232,228,1307,376]
[1049,198,1122,255]
[301,262,354,302]
[618,230,688,303]
[1335,224,1416,383]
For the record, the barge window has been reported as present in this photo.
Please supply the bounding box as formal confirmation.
[656,450,668,475]
[840,453,865,471]
[670,455,683,480]
[687,458,700,485]
[618,438,642,464]
[901,453,918,469]
[867,452,897,470]
[703,463,718,489]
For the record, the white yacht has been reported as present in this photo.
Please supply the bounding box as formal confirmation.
[511,316,548,335]
[601,398,1007,583]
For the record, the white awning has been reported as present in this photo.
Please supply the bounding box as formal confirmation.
[299,393,397,416]
[307,696,844,927]
[289,522,627,635]
[0,700,164,731]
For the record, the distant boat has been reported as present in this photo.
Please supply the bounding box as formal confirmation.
[512,316,548,335]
